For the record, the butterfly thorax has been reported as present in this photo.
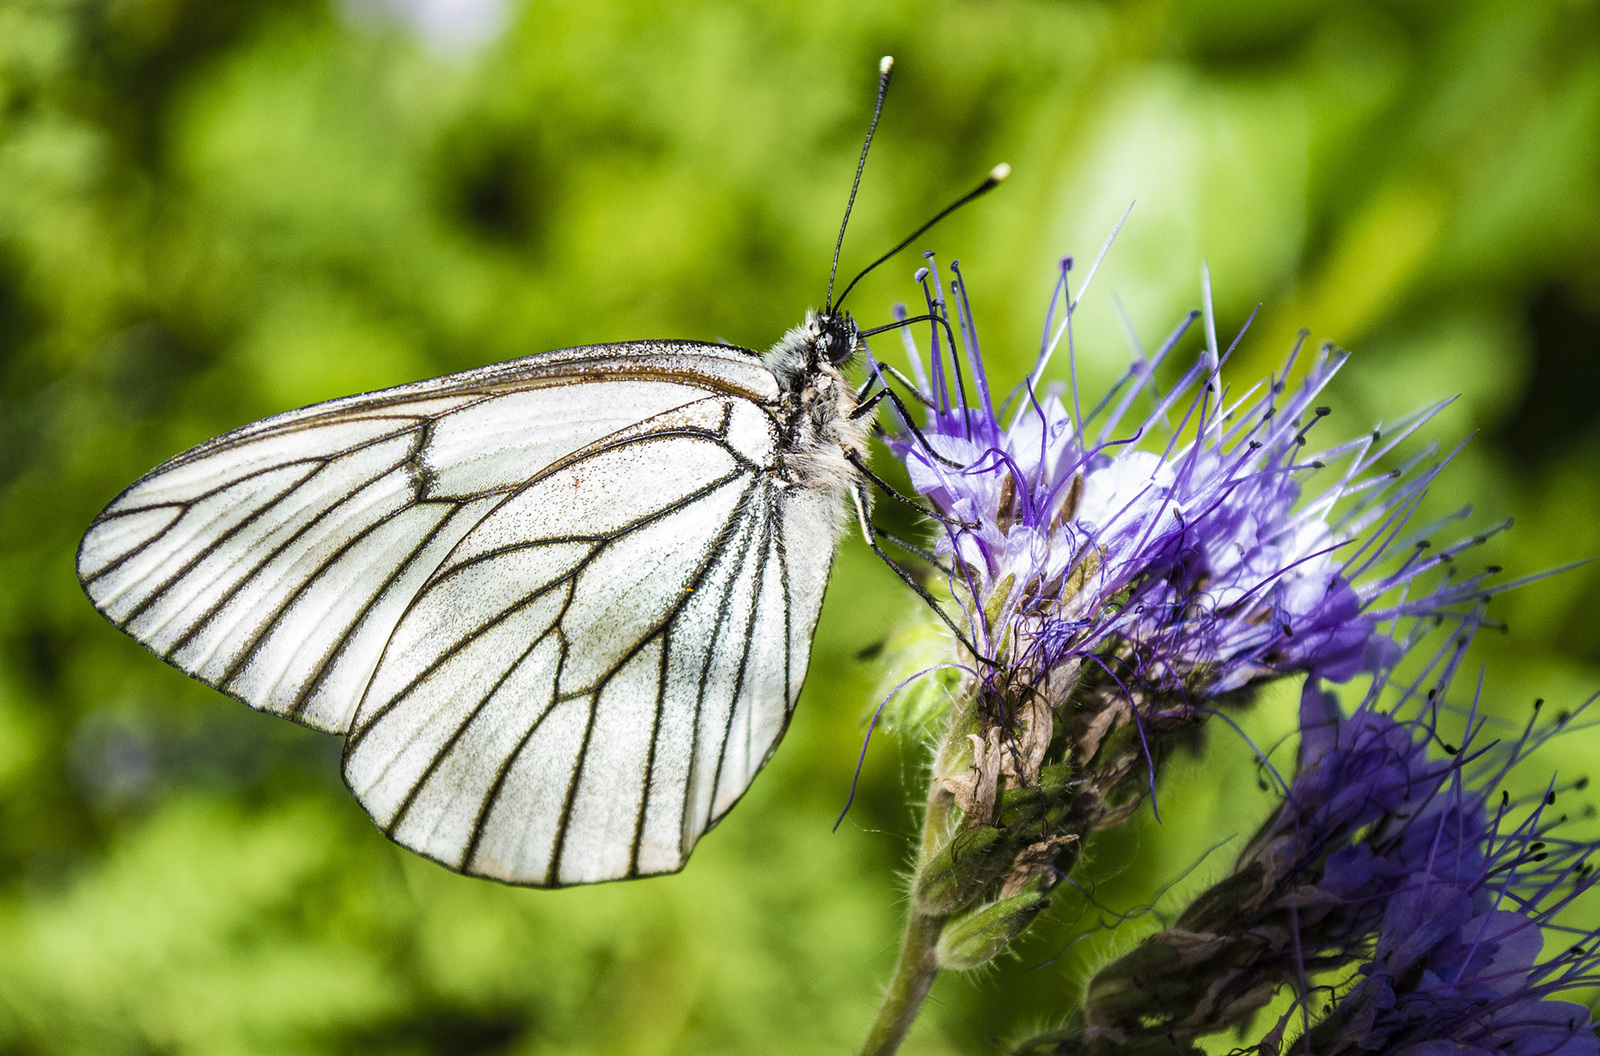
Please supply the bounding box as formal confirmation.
[763,311,873,494]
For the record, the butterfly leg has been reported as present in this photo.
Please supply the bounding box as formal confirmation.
[851,387,890,419]
[847,452,975,538]
[852,360,937,409]
[854,382,967,470]
[870,361,941,410]
[850,480,986,663]
[867,526,949,573]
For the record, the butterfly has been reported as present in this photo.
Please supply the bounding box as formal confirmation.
[75,57,1004,887]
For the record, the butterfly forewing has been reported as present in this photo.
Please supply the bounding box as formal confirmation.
[77,341,839,885]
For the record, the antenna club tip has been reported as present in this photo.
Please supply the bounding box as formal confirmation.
[989,162,1013,182]
[879,55,894,74]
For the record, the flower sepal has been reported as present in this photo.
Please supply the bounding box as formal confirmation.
[997,763,1076,830]
[912,824,1006,917]
[933,880,1050,970]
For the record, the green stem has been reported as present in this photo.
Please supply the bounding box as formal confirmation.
[856,692,975,1055]
[857,910,944,1056]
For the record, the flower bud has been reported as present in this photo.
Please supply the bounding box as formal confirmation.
[933,883,1048,969]
[912,824,1004,916]
[998,763,1075,831]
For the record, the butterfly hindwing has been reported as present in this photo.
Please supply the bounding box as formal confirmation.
[77,342,838,885]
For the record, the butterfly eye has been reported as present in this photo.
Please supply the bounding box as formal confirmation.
[818,315,858,367]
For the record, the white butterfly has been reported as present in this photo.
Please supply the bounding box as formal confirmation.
[76,322,875,886]
[76,56,1004,886]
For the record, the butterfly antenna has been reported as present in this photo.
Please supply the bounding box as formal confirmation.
[826,55,895,315]
[833,162,1011,312]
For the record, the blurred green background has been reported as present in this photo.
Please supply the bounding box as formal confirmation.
[2,0,1599,1053]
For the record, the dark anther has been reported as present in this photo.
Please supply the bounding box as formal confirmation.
[1310,460,1325,469]
[1559,709,1573,724]
[1442,743,1458,755]
[1548,790,1559,806]
[1534,852,1550,862]
[1535,698,1545,710]
[1531,841,1546,851]
[1248,440,1262,450]
[1503,790,1511,807]
[1577,776,1589,790]
[996,473,1018,534]
[1487,564,1502,574]
[1314,406,1331,417]
[1416,539,1431,550]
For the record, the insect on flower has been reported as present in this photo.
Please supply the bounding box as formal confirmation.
[833,251,1528,1056]
[74,58,1005,887]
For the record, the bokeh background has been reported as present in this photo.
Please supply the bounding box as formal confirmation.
[2,0,1598,1053]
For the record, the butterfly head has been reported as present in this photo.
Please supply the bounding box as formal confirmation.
[814,311,862,367]
[764,310,863,392]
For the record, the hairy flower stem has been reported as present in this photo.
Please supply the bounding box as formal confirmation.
[859,729,962,1056]
[857,909,944,1056]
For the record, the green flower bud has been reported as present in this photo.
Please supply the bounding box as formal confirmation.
[933,884,1048,970]
[912,824,1004,916]
[998,763,1076,831]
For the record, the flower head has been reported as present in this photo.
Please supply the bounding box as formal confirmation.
[862,247,1520,997]
[1014,618,1600,1056]
[885,255,1490,712]
[1298,687,1600,1056]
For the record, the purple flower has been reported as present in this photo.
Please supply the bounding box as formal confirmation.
[882,254,1495,706]
[1296,676,1600,1056]
[1015,627,1600,1056]
[865,248,1535,1004]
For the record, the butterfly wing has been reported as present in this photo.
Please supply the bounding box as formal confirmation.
[78,341,844,884]
[343,395,846,884]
